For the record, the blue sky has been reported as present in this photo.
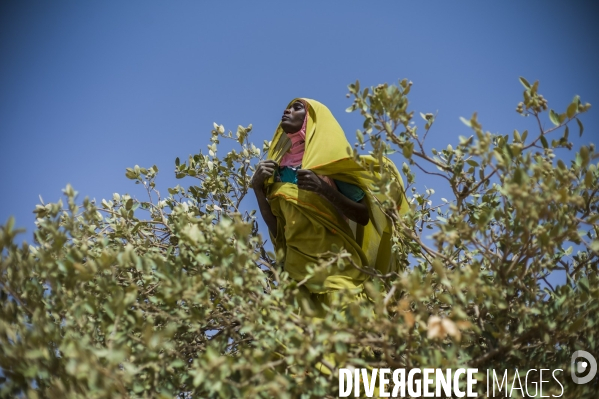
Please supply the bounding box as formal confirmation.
[1,1,597,287]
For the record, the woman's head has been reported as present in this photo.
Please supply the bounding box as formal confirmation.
[268,98,354,170]
[280,100,306,133]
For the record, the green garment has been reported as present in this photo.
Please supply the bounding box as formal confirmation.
[264,98,409,298]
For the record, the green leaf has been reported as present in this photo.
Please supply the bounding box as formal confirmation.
[513,168,523,184]
[540,136,548,149]
[459,117,471,127]
[519,76,531,89]
[558,112,567,124]
[557,160,566,170]
[576,117,584,137]
[566,102,577,118]
[584,171,593,188]
[513,130,521,142]
[356,130,364,144]
[131,223,141,234]
[6,216,14,232]
[125,168,137,179]
[549,110,560,126]
[402,142,413,159]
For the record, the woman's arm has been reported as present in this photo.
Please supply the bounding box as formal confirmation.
[251,160,278,237]
[296,169,369,226]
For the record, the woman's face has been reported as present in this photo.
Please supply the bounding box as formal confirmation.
[280,101,306,133]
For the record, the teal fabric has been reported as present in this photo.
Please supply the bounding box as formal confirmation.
[276,166,364,202]
[335,179,365,202]
[277,166,299,184]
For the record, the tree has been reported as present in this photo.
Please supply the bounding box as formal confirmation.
[1,78,597,398]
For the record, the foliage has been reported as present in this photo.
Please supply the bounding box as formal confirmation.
[1,78,598,398]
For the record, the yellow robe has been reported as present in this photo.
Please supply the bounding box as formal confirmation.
[265,99,408,313]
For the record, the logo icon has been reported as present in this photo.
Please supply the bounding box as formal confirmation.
[571,350,597,384]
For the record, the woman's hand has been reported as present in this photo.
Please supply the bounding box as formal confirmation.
[297,169,325,194]
[252,160,278,190]
[298,169,369,226]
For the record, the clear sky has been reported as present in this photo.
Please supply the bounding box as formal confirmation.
[1,1,598,287]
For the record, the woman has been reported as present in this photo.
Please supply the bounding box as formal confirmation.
[252,98,408,318]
